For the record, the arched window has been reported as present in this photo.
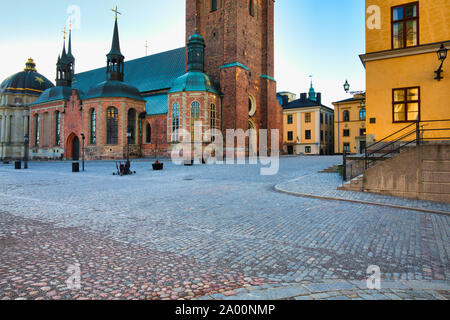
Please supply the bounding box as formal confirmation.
[249,95,256,117]
[211,0,217,12]
[191,101,201,141]
[249,0,255,16]
[106,107,119,145]
[343,110,350,122]
[210,103,217,129]
[360,108,366,121]
[146,123,151,144]
[172,103,180,142]
[90,109,96,145]
[55,111,61,146]
[34,114,40,146]
[127,109,136,145]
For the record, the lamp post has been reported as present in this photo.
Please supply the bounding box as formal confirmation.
[343,80,350,93]
[435,43,448,81]
[126,129,131,164]
[23,134,29,169]
[80,132,85,172]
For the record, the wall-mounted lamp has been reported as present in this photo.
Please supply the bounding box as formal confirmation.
[435,44,448,81]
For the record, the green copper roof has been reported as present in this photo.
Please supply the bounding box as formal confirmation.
[73,47,185,94]
[144,94,168,115]
[84,81,144,101]
[30,86,75,105]
[220,62,249,71]
[169,71,218,94]
[308,81,316,101]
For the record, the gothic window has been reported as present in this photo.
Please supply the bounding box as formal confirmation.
[343,110,350,122]
[211,0,217,12]
[34,114,39,146]
[90,109,96,145]
[210,103,217,129]
[106,107,119,145]
[249,0,255,17]
[172,103,180,142]
[128,109,136,145]
[146,123,151,144]
[55,111,61,146]
[191,101,201,141]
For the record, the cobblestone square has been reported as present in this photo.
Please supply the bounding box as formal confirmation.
[0,156,449,300]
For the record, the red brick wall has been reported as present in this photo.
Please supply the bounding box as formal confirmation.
[141,114,169,158]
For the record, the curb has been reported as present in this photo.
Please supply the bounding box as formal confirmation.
[273,184,450,216]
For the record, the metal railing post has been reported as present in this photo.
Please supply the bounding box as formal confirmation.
[416,121,420,146]
[343,150,347,182]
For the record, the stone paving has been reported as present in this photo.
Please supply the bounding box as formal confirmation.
[0,156,449,300]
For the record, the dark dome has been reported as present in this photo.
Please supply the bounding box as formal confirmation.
[31,86,77,106]
[84,81,144,101]
[0,59,54,97]
[169,71,218,94]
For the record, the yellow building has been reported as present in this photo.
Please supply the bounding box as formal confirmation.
[361,0,450,144]
[333,93,367,154]
[281,85,334,155]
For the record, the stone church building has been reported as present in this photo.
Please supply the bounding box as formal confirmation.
[9,0,281,161]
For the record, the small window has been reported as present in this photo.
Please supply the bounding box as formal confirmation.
[343,143,350,153]
[320,130,324,141]
[305,130,311,140]
[249,0,255,17]
[343,110,350,122]
[211,0,217,12]
[287,131,293,141]
[320,113,324,124]
[305,146,311,154]
[393,87,420,122]
[392,2,418,49]
[305,113,311,123]
[360,128,366,136]
[343,129,350,137]
[146,123,151,144]
[287,114,293,124]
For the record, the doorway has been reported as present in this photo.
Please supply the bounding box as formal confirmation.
[66,133,80,160]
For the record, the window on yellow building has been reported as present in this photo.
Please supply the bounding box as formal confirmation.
[305,130,311,140]
[320,113,324,124]
[343,129,350,137]
[343,110,350,122]
[343,143,350,153]
[305,146,311,154]
[305,113,311,123]
[393,87,420,122]
[360,128,366,136]
[287,114,293,124]
[360,109,366,121]
[287,131,293,141]
[392,3,418,49]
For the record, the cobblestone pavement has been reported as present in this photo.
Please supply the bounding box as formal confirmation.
[0,156,449,300]
[275,172,450,214]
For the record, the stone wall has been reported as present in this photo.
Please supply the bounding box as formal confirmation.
[363,145,450,203]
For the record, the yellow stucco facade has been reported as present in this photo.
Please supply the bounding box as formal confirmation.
[333,94,367,154]
[362,0,450,143]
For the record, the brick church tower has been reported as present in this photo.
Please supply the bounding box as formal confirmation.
[186,0,282,153]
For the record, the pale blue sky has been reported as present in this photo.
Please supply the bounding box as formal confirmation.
[0,0,366,107]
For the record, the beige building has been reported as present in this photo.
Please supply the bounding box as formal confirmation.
[281,85,334,155]
[333,93,367,155]
[0,59,54,160]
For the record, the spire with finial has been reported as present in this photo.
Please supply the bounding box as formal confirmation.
[56,27,73,87]
[67,21,75,75]
[24,58,37,72]
[308,75,316,101]
[107,6,125,81]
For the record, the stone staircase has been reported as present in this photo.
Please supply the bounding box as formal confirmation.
[339,175,364,192]
[319,165,340,173]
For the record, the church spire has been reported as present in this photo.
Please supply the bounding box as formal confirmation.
[67,26,75,75]
[56,29,72,87]
[308,77,316,102]
[106,7,125,82]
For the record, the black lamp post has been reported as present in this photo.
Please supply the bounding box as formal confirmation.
[435,43,448,81]
[23,134,29,169]
[80,132,85,172]
[344,80,350,93]
[126,129,131,163]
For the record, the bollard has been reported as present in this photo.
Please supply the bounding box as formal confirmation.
[72,162,80,173]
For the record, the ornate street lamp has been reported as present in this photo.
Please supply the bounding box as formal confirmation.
[80,132,85,172]
[361,100,366,108]
[343,80,350,93]
[435,43,448,81]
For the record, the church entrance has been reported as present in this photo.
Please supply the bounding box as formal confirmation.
[66,133,80,160]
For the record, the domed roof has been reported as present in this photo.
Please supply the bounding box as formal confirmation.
[0,59,54,96]
[169,71,218,94]
[188,31,205,44]
[84,81,144,101]
[31,86,77,106]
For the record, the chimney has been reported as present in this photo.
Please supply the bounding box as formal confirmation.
[282,95,289,106]
[300,93,307,100]
[316,93,322,105]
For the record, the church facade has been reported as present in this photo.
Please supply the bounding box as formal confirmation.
[25,0,281,161]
